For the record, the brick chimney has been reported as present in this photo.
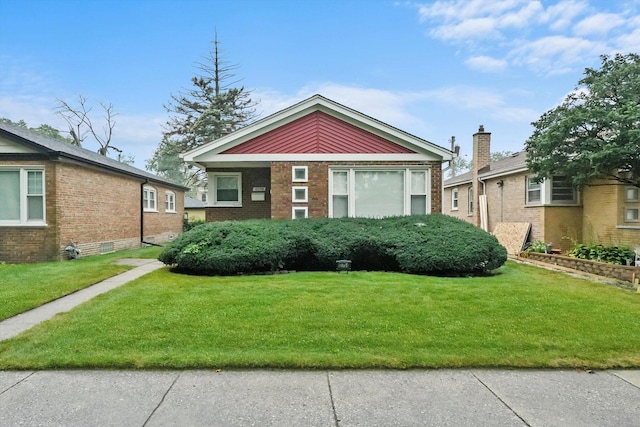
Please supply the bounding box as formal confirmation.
[473,125,491,172]
[472,125,491,227]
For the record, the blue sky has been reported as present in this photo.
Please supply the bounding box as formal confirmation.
[1,0,639,170]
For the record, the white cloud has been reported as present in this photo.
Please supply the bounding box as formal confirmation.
[419,0,531,23]
[464,55,508,72]
[542,0,589,31]
[509,35,607,74]
[414,0,639,73]
[614,26,640,53]
[574,13,626,36]
[418,85,539,123]
[429,17,501,41]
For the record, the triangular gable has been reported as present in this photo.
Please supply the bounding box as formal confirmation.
[222,111,414,155]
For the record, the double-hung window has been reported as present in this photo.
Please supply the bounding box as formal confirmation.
[0,168,46,225]
[329,168,430,218]
[526,177,541,204]
[468,187,474,214]
[143,186,157,211]
[525,175,578,206]
[451,188,459,211]
[624,186,639,223]
[165,191,176,212]
[211,172,242,207]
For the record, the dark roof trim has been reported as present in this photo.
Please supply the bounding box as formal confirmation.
[0,122,188,191]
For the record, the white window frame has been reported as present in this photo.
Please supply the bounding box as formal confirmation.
[292,166,308,182]
[143,186,158,212]
[165,191,176,213]
[211,172,242,207]
[468,186,474,215]
[0,167,46,226]
[328,167,431,218]
[410,170,429,215]
[525,176,579,206]
[624,186,640,223]
[451,188,459,211]
[292,186,308,203]
[526,176,541,205]
[292,206,308,219]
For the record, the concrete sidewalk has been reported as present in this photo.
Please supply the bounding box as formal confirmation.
[1,369,639,426]
[0,259,165,341]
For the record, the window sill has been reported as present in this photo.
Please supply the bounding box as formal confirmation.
[143,209,159,213]
[617,225,640,229]
[525,203,581,207]
[166,210,177,214]
[451,208,459,211]
[0,222,48,227]
[211,204,243,208]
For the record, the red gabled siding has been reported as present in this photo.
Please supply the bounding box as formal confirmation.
[222,111,414,154]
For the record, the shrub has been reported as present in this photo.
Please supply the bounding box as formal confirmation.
[183,218,206,232]
[524,241,551,253]
[567,244,636,265]
[159,215,508,276]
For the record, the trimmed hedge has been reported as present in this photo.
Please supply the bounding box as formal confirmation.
[159,215,507,276]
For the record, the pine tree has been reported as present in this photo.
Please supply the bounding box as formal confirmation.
[148,34,258,188]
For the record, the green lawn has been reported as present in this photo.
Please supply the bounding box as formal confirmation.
[0,246,162,321]
[1,261,639,369]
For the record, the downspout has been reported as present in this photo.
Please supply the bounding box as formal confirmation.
[140,180,146,245]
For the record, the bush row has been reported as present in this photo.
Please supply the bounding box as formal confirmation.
[567,244,636,265]
[159,215,508,276]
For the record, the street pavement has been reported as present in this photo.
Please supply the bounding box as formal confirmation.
[0,369,639,426]
[1,259,639,426]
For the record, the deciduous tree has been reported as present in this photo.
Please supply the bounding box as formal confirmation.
[55,95,119,156]
[526,53,640,188]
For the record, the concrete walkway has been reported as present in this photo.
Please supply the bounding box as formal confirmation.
[0,259,165,341]
[1,369,639,426]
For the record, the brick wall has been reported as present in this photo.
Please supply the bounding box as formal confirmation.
[205,162,443,222]
[0,160,58,263]
[483,173,544,242]
[205,168,271,222]
[271,161,443,220]
[0,159,184,263]
[521,252,639,285]
[443,185,475,225]
[582,181,640,247]
[142,183,184,246]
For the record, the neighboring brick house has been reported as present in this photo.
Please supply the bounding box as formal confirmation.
[0,121,187,263]
[443,126,639,253]
[181,94,455,221]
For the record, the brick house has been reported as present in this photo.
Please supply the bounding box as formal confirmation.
[443,126,640,253]
[181,94,455,221]
[0,121,187,263]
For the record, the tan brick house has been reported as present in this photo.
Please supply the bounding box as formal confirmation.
[0,121,187,263]
[443,126,639,253]
[181,95,455,221]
